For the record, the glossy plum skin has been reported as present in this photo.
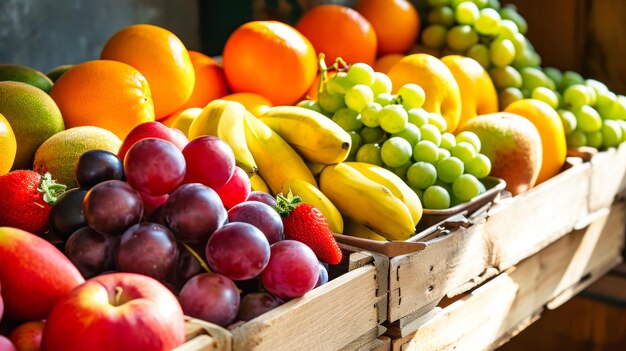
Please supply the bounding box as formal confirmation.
[65,227,117,278]
[83,180,144,235]
[246,191,277,207]
[261,240,319,300]
[75,149,124,189]
[49,188,88,242]
[237,292,284,322]
[182,136,235,190]
[124,138,186,196]
[178,272,240,327]
[227,201,284,244]
[116,223,178,281]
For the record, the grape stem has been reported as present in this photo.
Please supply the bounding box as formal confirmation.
[178,240,212,273]
[316,53,350,95]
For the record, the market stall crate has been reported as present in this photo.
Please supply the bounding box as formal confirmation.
[175,245,389,351]
[387,200,625,350]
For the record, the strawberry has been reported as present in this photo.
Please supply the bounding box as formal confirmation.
[275,192,342,265]
[0,171,66,235]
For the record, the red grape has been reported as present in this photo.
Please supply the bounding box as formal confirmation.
[246,191,278,207]
[261,240,319,299]
[167,243,206,289]
[237,292,284,321]
[179,272,240,327]
[228,201,284,244]
[164,183,228,244]
[83,180,143,235]
[206,222,270,281]
[65,227,117,278]
[75,150,124,189]
[182,136,235,190]
[140,192,168,218]
[49,188,87,241]
[216,167,251,209]
[124,138,186,196]
[116,223,178,281]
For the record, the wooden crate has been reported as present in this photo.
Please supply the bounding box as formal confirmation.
[175,245,389,351]
[588,143,626,211]
[387,200,625,350]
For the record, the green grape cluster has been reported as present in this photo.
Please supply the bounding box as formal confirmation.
[298,61,493,210]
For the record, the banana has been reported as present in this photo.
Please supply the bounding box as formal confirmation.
[280,178,344,234]
[345,162,423,225]
[306,160,327,177]
[259,106,352,164]
[188,99,258,173]
[244,111,317,194]
[249,173,270,194]
[343,218,388,241]
[319,163,416,241]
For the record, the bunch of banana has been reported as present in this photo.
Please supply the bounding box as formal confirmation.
[320,163,419,241]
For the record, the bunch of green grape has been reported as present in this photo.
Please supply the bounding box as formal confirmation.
[298,62,492,210]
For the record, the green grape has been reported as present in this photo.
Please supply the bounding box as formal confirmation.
[345,84,374,112]
[372,72,392,96]
[455,131,481,152]
[392,123,422,147]
[428,113,448,132]
[319,91,346,113]
[467,44,490,68]
[326,72,354,95]
[436,156,464,183]
[419,124,442,146]
[347,131,362,160]
[407,162,438,190]
[473,0,489,8]
[437,148,452,161]
[422,25,448,49]
[474,8,502,36]
[618,121,626,142]
[486,0,500,10]
[423,185,451,209]
[398,84,426,110]
[434,179,452,193]
[332,108,363,131]
[356,143,383,166]
[375,93,395,106]
[465,153,491,178]
[346,63,375,86]
[379,105,408,134]
[595,90,617,113]
[440,132,456,150]
[572,105,602,132]
[428,6,455,27]
[452,174,483,201]
[297,99,324,114]
[408,108,430,127]
[451,141,477,163]
[489,65,522,89]
[389,162,411,181]
[428,0,451,6]
[413,140,440,164]
[586,131,603,148]
[586,85,598,106]
[531,87,560,109]
[499,4,527,34]
[510,33,528,59]
[512,46,538,70]
[360,126,386,144]
[497,19,519,39]
[361,102,382,128]
[544,67,563,90]
[559,71,585,91]
[455,1,479,25]
[557,109,577,135]
[586,79,609,98]
[499,87,524,110]
[520,67,556,93]
[566,130,587,148]
[381,137,413,168]
[490,38,516,67]
[446,25,479,52]
[563,84,591,108]
[602,120,623,148]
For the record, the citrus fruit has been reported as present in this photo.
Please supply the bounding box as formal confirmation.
[504,99,567,183]
[374,54,405,74]
[176,51,229,111]
[354,0,420,55]
[461,112,543,196]
[221,92,273,117]
[0,113,17,175]
[50,60,154,139]
[101,24,195,118]
[0,81,65,169]
[46,64,74,82]
[0,64,54,93]
[296,5,377,66]
[33,126,122,188]
[223,21,317,106]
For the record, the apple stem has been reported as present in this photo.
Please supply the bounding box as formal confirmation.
[178,240,212,273]
[115,286,123,306]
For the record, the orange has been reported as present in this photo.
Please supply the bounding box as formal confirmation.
[354,0,420,56]
[222,21,316,106]
[101,24,194,119]
[50,60,154,139]
[295,5,377,66]
[374,54,405,73]
[177,51,229,111]
[0,113,17,175]
[504,99,567,184]
[221,92,273,117]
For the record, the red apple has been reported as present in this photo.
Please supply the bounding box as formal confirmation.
[118,121,189,161]
[0,280,3,321]
[41,272,185,351]
[9,320,44,351]
[0,227,84,321]
[0,336,16,351]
